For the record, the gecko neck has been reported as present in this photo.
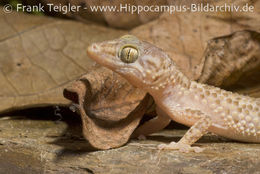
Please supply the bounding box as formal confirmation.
[148,67,191,99]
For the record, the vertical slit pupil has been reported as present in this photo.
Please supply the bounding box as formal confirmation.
[120,46,138,63]
[127,48,131,62]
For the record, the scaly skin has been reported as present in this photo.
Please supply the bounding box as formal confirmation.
[87,35,260,152]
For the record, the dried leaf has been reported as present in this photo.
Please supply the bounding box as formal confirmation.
[0,9,126,113]
[64,67,149,149]
[198,30,260,97]
[23,0,213,29]
[23,0,164,29]
[64,68,147,122]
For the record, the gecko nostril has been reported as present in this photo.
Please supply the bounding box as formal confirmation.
[93,44,97,49]
[91,44,101,52]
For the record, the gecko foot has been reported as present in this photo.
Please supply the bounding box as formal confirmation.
[158,142,204,153]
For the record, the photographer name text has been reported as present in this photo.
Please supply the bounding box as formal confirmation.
[17,3,81,14]
[6,3,254,14]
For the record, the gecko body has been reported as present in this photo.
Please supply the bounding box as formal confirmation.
[87,35,260,152]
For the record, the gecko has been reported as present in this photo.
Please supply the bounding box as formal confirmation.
[87,35,260,152]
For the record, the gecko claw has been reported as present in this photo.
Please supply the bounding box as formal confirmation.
[158,142,204,153]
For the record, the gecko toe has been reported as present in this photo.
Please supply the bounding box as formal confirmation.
[157,143,167,150]
[192,146,204,153]
[158,142,204,153]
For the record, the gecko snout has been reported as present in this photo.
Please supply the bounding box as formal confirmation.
[87,43,100,54]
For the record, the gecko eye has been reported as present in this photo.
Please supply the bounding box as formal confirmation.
[119,45,139,63]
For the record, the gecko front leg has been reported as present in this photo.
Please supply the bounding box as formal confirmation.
[132,106,171,138]
[158,109,212,153]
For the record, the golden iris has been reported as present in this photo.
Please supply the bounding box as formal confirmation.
[119,45,139,63]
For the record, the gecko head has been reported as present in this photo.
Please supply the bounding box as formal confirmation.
[87,35,174,91]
